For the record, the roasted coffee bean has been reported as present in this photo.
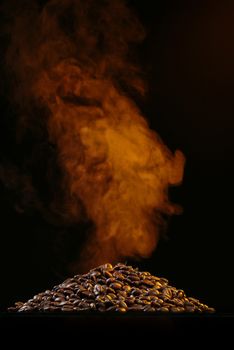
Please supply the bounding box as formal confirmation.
[106,278,116,285]
[153,282,163,289]
[18,306,33,312]
[125,297,135,306]
[110,282,122,290]
[170,306,184,313]
[107,293,116,299]
[177,290,185,298]
[141,279,155,287]
[162,287,173,299]
[207,307,215,313]
[143,306,156,312]
[94,284,104,295]
[81,290,94,298]
[158,306,170,312]
[107,287,116,294]
[118,291,127,298]
[58,301,69,306]
[188,297,200,305]
[104,271,113,279]
[102,263,113,270]
[106,306,117,311]
[128,275,140,282]
[116,307,127,312]
[128,305,144,311]
[185,306,196,312]
[131,288,141,296]
[113,272,125,281]
[9,263,214,314]
[123,285,131,292]
[15,301,25,307]
[54,298,65,302]
[95,295,105,303]
[147,290,160,297]
[118,300,128,309]
[61,306,74,312]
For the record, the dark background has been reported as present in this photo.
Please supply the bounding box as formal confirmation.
[1,0,234,314]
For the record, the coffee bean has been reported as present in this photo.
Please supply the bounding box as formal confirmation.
[104,271,113,279]
[131,288,141,296]
[207,307,215,313]
[94,284,104,295]
[123,285,131,292]
[172,298,184,306]
[110,282,122,290]
[158,306,170,312]
[102,263,113,270]
[170,306,184,313]
[106,306,116,312]
[9,263,214,314]
[128,305,144,311]
[177,290,185,298]
[141,279,155,287]
[143,306,156,312]
[185,306,196,312]
[116,307,127,312]
[118,300,128,309]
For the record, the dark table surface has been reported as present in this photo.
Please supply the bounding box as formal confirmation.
[1,312,234,344]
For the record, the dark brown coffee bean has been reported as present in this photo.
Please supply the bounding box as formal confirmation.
[188,297,200,305]
[62,306,74,312]
[18,306,32,312]
[110,282,122,290]
[107,293,116,299]
[118,291,127,298]
[90,270,101,278]
[125,297,135,306]
[162,287,173,299]
[185,306,196,312]
[171,306,184,313]
[94,284,104,295]
[15,301,25,307]
[207,307,215,313]
[158,306,169,312]
[143,306,156,312]
[113,272,125,281]
[104,271,113,278]
[129,274,140,282]
[116,307,127,312]
[147,290,160,297]
[102,263,113,270]
[131,288,141,296]
[54,297,65,302]
[153,282,163,289]
[123,285,131,292]
[81,290,94,298]
[141,279,155,287]
[118,300,128,309]
[106,278,116,285]
[177,290,185,298]
[128,305,144,311]
[10,263,214,314]
[172,298,184,306]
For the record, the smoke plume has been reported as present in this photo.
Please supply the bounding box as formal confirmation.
[1,0,185,271]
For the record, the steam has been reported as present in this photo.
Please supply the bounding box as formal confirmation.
[1,0,185,271]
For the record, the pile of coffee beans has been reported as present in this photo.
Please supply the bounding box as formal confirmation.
[8,263,215,313]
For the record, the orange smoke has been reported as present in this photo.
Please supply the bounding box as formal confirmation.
[3,0,185,271]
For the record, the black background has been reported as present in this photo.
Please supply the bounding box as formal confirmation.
[1,0,234,314]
